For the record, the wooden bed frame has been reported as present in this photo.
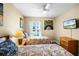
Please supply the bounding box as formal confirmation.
[27,39,52,45]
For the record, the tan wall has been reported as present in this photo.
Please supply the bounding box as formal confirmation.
[0,3,23,36]
[0,3,78,46]
[54,5,79,44]
[24,17,55,40]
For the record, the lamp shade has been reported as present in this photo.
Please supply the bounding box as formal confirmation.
[15,31,24,38]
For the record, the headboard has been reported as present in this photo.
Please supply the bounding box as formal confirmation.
[0,35,10,40]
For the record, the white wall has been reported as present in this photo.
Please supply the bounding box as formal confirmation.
[0,3,23,36]
[54,5,79,43]
[24,17,55,40]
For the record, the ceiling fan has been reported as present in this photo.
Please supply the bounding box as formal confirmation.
[44,3,51,11]
[43,3,51,14]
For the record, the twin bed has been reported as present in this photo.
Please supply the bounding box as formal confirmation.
[16,44,73,56]
[16,36,73,56]
[0,35,73,56]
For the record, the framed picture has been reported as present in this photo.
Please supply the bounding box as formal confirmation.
[0,3,3,26]
[44,20,53,30]
[20,18,23,29]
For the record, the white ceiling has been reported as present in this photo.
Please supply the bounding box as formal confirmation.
[12,3,78,17]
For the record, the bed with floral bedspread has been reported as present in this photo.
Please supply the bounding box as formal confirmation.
[16,44,73,56]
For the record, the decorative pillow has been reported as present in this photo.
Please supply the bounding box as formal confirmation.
[0,39,18,56]
[23,32,28,38]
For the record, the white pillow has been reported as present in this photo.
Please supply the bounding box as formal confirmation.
[23,32,28,38]
[10,37,17,43]
[0,37,6,43]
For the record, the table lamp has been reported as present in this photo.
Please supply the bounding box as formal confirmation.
[15,31,25,45]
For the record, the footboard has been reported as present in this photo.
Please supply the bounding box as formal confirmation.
[27,39,51,45]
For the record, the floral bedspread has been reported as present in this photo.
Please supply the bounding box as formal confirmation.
[16,44,73,56]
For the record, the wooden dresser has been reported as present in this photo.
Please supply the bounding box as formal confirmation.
[60,37,78,56]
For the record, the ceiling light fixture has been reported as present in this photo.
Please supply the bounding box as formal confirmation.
[43,10,47,14]
[44,3,51,11]
[43,3,51,14]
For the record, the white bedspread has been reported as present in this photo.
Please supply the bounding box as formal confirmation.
[27,36,48,40]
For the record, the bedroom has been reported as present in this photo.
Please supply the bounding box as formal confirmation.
[0,3,79,56]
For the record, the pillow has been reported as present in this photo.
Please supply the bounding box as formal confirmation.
[10,37,17,43]
[23,32,28,38]
[0,37,6,43]
[0,38,18,56]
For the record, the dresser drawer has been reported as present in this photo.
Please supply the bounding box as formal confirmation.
[60,42,68,50]
[60,39,68,46]
[60,37,78,55]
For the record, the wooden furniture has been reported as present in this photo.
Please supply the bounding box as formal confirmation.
[26,36,51,45]
[27,39,51,45]
[60,37,78,56]
[16,38,51,46]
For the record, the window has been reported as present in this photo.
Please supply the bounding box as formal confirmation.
[30,21,41,36]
